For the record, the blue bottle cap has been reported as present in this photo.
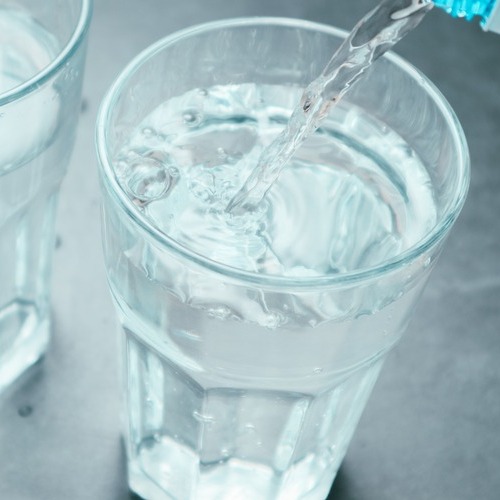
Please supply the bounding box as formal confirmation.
[432,0,497,26]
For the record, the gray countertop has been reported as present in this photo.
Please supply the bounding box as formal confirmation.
[1,1,499,499]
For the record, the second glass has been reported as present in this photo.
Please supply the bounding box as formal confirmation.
[0,0,92,391]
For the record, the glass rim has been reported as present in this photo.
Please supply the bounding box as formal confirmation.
[96,16,470,290]
[0,0,93,106]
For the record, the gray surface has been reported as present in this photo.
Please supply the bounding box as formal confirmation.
[1,1,499,499]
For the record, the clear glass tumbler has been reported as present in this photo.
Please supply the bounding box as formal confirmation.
[96,18,469,500]
[0,0,92,391]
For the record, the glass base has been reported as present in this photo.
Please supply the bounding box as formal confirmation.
[123,328,384,500]
[128,446,336,500]
[0,299,50,393]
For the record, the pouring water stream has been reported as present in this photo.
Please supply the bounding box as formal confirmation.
[226,0,433,214]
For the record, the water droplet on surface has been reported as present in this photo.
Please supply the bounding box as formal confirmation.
[198,88,208,96]
[18,405,33,417]
[221,448,230,457]
[403,144,415,157]
[80,98,89,114]
[244,423,256,432]
[313,367,323,375]
[326,444,337,460]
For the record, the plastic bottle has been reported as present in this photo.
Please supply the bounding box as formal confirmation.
[432,0,500,32]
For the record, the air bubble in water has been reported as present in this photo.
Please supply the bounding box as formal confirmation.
[264,313,281,329]
[141,127,156,138]
[193,410,215,424]
[207,305,233,320]
[217,147,228,159]
[120,153,174,203]
[168,166,180,178]
[183,109,202,127]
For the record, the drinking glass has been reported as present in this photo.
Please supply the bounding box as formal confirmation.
[0,0,92,391]
[96,18,469,500]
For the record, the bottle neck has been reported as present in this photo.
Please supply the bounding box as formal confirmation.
[483,1,500,32]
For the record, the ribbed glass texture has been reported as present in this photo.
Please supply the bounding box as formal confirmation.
[433,0,495,21]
